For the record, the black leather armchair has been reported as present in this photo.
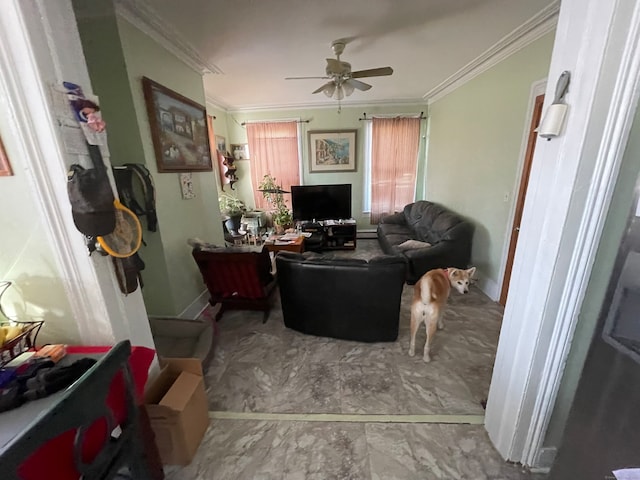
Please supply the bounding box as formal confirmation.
[276,252,406,342]
[377,201,474,284]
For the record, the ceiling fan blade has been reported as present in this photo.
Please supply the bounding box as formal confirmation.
[285,76,331,80]
[344,78,372,91]
[351,67,393,78]
[312,82,335,94]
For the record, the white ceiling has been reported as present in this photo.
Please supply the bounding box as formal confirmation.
[123,0,558,111]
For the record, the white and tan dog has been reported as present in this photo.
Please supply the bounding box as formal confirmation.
[409,267,476,362]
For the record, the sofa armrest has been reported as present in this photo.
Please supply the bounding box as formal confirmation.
[379,211,406,225]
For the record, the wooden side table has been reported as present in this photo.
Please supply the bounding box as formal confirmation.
[264,236,305,254]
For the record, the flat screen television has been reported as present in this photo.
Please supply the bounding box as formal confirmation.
[291,184,352,221]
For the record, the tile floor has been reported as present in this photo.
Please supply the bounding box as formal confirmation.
[165,240,545,479]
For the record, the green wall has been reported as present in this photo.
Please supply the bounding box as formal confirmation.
[427,32,555,289]
[75,3,224,317]
[543,106,640,448]
[0,121,79,345]
[222,105,426,228]
[117,17,224,316]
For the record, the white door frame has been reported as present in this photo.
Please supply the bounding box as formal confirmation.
[486,0,640,467]
[0,0,154,348]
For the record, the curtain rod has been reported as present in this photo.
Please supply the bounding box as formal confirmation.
[358,112,426,121]
[241,119,310,126]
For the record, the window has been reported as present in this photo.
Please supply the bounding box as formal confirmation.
[366,116,422,224]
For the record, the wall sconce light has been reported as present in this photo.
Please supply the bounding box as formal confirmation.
[538,70,571,140]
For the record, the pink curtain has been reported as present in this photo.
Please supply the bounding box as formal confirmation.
[370,117,421,224]
[246,122,300,210]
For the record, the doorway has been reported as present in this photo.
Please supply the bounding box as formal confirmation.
[500,93,545,306]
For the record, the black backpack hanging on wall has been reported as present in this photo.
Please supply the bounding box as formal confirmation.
[67,143,116,237]
[112,163,158,232]
[67,144,146,295]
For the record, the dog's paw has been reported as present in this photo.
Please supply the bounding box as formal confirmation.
[409,348,415,357]
[423,354,431,363]
[437,323,445,330]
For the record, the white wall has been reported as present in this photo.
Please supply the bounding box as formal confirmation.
[117,16,225,316]
[0,126,80,345]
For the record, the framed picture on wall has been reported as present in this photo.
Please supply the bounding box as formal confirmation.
[215,135,227,154]
[142,76,213,173]
[0,136,13,177]
[308,129,357,173]
[230,143,250,160]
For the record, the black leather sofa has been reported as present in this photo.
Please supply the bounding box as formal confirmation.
[276,252,406,342]
[377,201,474,284]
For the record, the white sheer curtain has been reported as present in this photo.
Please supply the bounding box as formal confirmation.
[246,122,300,210]
[370,117,421,224]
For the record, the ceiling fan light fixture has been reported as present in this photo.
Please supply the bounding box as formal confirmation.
[334,85,345,100]
[342,81,355,97]
[323,83,336,98]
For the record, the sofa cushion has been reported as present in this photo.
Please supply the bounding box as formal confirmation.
[398,239,432,251]
[403,202,466,244]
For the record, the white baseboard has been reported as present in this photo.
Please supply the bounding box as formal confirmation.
[476,273,500,302]
[179,289,210,319]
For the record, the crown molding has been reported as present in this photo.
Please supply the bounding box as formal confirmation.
[224,97,427,114]
[115,0,222,76]
[205,95,231,112]
[425,1,560,105]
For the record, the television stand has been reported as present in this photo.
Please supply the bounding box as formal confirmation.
[301,220,356,251]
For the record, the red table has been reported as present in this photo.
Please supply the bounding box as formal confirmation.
[0,345,161,480]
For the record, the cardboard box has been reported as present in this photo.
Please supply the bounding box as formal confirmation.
[144,358,209,465]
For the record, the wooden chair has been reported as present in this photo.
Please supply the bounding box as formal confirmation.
[192,246,277,322]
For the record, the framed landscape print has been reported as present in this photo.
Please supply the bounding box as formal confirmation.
[0,136,13,177]
[142,77,213,173]
[308,129,357,173]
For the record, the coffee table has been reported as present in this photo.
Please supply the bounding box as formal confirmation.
[264,235,304,254]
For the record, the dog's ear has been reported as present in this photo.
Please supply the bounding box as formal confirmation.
[449,268,460,278]
[466,267,476,278]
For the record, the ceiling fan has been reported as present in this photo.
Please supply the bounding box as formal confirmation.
[285,40,393,100]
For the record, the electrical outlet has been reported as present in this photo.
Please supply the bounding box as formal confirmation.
[503,192,509,202]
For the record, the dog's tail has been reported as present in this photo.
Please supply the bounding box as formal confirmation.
[420,277,438,304]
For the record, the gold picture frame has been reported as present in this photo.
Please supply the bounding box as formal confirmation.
[308,129,357,173]
[142,77,213,173]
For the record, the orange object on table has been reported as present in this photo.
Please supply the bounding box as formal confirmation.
[14,345,155,480]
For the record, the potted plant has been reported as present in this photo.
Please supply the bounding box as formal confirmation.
[218,193,246,234]
[258,174,293,234]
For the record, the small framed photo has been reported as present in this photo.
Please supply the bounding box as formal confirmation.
[142,77,213,173]
[215,135,227,154]
[0,136,13,177]
[308,129,357,173]
[230,143,250,160]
